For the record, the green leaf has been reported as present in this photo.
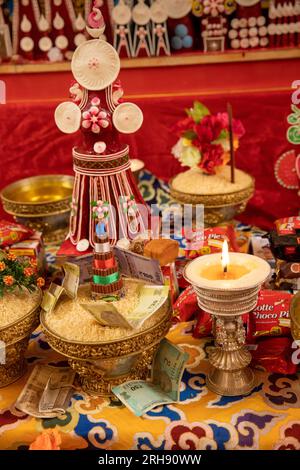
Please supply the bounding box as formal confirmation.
[183,130,197,140]
[218,129,229,140]
[91,201,98,207]
[291,104,300,115]
[186,101,210,124]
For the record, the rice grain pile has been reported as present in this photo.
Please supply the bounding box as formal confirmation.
[0,288,40,328]
[45,279,168,343]
[172,166,253,195]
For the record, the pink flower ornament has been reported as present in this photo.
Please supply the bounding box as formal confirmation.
[203,0,225,17]
[82,100,110,134]
[88,5,105,29]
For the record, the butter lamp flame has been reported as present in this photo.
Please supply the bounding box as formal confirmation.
[221,240,229,273]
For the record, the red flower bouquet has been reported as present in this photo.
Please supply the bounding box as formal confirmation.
[172,102,245,174]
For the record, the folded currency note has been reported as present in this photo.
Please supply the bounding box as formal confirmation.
[81,285,169,330]
[112,339,189,416]
[41,263,80,313]
[62,262,80,299]
[81,303,132,329]
[15,365,75,418]
[113,247,164,285]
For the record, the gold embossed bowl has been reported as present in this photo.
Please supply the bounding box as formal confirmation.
[290,292,300,343]
[1,175,74,243]
[169,173,255,226]
[40,292,172,397]
[0,288,42,388]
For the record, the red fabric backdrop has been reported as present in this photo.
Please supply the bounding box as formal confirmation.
[0,90,298,230]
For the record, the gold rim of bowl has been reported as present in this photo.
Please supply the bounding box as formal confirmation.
[169,175,255,207]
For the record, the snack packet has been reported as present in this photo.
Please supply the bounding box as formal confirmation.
[192,310,212,338]
[250,337,297,375]
[173,285,199,322]
[268,216,300,262]
[184,225,239,260]
[247,290,291,341]
[0,220,33,247]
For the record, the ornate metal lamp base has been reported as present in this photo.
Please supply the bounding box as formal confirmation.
[207,365,255,396]
[184,254,270,397]
[194,286,261,397]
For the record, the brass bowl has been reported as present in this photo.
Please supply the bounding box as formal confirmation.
[40,295,172,397]
[169,176,255,226]
[290,292,300,343]
[1,175,74,244]
[0,289,42,388]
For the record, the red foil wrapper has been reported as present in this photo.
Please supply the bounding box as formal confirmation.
[193,310,213,338]
[184,225,239,260]
[250,337,297,375]
[173,285,199,322]
[247,290,291,341]
[0,220,33,247]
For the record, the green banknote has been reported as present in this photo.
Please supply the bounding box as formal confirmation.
[112,339,189,416]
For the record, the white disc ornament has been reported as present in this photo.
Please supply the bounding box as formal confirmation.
[55,35,68,49]
[112,2,132,25]
[164,0,192,19]
[71,39,120,91]
[39,37,53,52]
[94,141,107,154]
[113,103,143,134]
[74,33,87,47]
[132,1,151,25]
[150,1,168,23]
[20,37,34,52]
[54,102,81,134]
[76,239,90,252]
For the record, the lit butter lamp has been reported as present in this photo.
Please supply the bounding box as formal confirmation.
[184,241,270,397]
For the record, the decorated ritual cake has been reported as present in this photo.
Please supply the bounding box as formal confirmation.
[54,0,148,249]
[170,101,254,225]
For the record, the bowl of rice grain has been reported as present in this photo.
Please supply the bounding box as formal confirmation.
[170,167,254,226]
[40,279,172,396]
[0,288,42,387]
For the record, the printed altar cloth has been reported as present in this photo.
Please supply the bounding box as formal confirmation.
[0,321,300,450]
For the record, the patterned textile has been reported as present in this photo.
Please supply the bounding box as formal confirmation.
[0,322,300,450]
[0,171,298,451]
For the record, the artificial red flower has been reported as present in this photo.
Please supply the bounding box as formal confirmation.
[216,112,245,138]
[200,143,224,174]
[29,258,37,268]
[0,262,5,271]
[37,277,45,288]
[3,275,14,286]
[172,116,195,138]
[193,115,225,144]
[7,253,16,261]
[29,430,61,451]
[24,267,35,277]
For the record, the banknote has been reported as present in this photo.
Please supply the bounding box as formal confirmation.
[15,365,75,418]
[113,247,164,285]
[112,339,189,416]
[41,283,65,313]
[41,263,80,313]
[127,285,170,329]
[62,262,80,299]
[81,285,169,330]
[80,303,132,329]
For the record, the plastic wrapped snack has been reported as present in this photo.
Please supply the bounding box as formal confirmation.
[0,220,33,247]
